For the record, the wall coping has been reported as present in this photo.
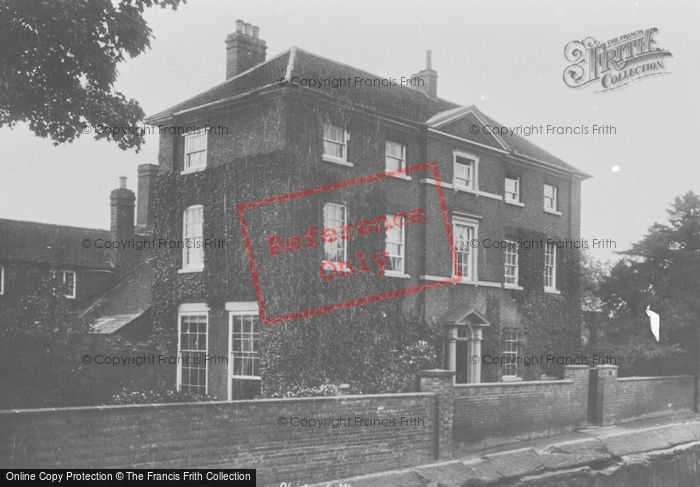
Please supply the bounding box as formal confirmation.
[420,369,456,378]
[455,379,574,389]
[617,375,695,382]
[0,392,436,416]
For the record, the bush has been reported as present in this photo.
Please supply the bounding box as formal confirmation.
[111,388,217,405]
[264,383,343,399]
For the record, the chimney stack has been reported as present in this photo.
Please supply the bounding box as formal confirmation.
[136,163,159,235]
[225,20,267,79]
[411,50,438,99]
[110,176,135,241]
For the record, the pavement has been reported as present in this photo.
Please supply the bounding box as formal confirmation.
[310,412,700,487]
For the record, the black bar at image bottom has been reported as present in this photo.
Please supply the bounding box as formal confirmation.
[2,470,256,486]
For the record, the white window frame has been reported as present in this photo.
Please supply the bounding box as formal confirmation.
[505,176,521,204]
[453,151,478,190]
[0,265,4,295]
[226,302,261,401]
[181,205,204,272]
[503,240,519,287]
[385,140,408,178]
[544,243,557,291]
[323,202,347,264]
[182,131,208,174]
[451,216,478,281]
[61,270,76,299]
[384,214,406,276]
[502,328,521,380]
[177,307,208,395]
[322,123,351,166]
[544,184,559,213]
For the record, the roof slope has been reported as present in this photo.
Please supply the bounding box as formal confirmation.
[146,47,588,177]
[0,218,113,269]
[83,253,154,334]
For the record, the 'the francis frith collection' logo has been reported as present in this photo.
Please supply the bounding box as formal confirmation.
[563,28,672,93]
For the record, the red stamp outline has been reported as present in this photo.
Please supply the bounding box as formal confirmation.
[238,162,459,325]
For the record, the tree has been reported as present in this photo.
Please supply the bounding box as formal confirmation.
[592,191,700,376]
[0,273,131,408]
[0,0,183,151]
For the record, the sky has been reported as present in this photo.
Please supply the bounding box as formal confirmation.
[1,0,698,264]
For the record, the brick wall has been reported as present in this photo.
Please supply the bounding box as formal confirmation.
[451,365,589,453]
[592,365,695,425]
[0,393,437,487]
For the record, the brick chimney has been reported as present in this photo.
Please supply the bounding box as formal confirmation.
[225,20,267,79]
[136,163,159,235]
[412,50,438,99]
[110,176,135,241]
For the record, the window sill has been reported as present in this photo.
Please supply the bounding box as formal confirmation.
[544,208,562,216]
[383,271,410,279]
[179,267,204,274]
[388,173,412,181]
[180,167,206,176]
[503,283,524,291]
[501,376,522,382]
[232,376,262,381]
[323,156,353,167]
[420,178,503,200]
[544,287,561,295]
[419,275,502,288]
[505,200,525,207]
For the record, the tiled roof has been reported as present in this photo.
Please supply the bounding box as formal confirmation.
[145,47,588,177]
[0,218,113,269]
[83,253,154,334]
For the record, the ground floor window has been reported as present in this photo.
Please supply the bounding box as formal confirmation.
[177,312,208,395]
[228,303,261,400]
[502,328,521,379]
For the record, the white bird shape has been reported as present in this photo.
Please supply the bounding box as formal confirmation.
[645,305,660,342]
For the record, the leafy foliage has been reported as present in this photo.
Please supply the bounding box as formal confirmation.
[0,0,183,150]
[0,272,134,408]
[151,151,443,396]
[589,191,700,376]
[112,387,215,405]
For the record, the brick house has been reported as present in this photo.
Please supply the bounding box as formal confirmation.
[145,20,591,400]
[0,169,159,343]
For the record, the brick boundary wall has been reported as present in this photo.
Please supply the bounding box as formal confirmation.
[449,365,590,453]
[0,393,437,487]
[592,365,695,426]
